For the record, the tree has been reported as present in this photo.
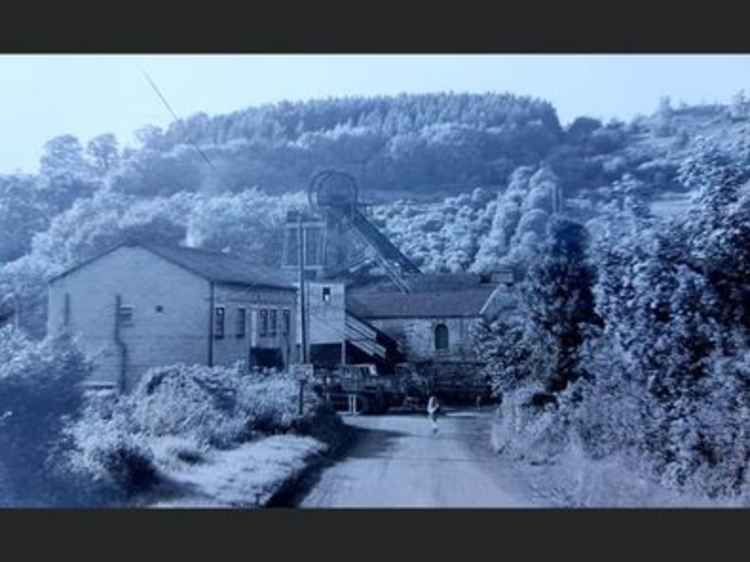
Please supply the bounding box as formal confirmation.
[38,135,99,213]
[612,173,651,217]
[0,174,50,264]
[110,145,204,197]
[566,116,602,143]
[574,145,750,495]
[86,133,120,177]
[588,125,627,154]
[654,96,675,137]
[729,89,749,121]
[40,135,88,177]
[0,327,91,505]
[520,218,601,393]
[134,125,167,150]
[472,308,533,396]
[474,219,601,401]
[470,193,519,273]
[183,189,306,266]
[678,138,750,339]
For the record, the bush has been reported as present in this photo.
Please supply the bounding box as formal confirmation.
[65,362,330,495]
[88,433,158,493]
[0,327,90,505]
[291,402,345,447]
[127,363,248,445]
[126,363,315,444]
[491,384,569,464]
[236,374,302,433]
[63,399,160,497]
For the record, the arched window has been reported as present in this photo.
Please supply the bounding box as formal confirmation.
[434,323,450,351]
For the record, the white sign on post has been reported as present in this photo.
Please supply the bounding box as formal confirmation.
[292,363,315,382]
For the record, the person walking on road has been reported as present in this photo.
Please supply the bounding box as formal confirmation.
[427,395,440,434]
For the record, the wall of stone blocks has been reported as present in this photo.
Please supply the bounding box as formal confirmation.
[367,316,481,362]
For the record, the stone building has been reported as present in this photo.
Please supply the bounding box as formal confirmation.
[44,188,514,393]
[280,204,514,376]
[346,273,505,364]
[47,239,297,391]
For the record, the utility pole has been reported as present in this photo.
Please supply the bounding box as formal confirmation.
[298,212,308,364]
[297,212,308,416]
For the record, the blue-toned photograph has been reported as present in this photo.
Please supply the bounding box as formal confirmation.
[2,54,750,508]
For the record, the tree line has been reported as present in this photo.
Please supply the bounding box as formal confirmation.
[474,137,750,499]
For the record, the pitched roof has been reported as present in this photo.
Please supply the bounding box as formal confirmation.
[142,243,296,289]
[49,240,296,291]
[346,286,497,319]
[346,272,493,294]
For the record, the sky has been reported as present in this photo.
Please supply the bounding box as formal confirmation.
[1,54,749,174]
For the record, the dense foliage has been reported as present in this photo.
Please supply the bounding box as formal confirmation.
[480,138,750,502]
[3,90,750,504]
[0,327,91,506]
[126,93,563,198]
[64,363,334,496]
[2,92,748,328]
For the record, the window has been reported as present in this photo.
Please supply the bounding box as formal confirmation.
[434,323,449,351]
[118,305,134,326]
[322,286,331,304]
[282,309,291,336]
[270,309,278,337]
[259,309,268,337]
[215,307,225,338]
[236,308,246,338]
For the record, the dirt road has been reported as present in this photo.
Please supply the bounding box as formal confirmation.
[297,409,541,508]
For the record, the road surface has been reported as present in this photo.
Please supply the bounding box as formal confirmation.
[298,409,540,508]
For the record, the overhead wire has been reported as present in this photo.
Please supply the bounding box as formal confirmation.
[139,70,399,363]
[139,66,224,180]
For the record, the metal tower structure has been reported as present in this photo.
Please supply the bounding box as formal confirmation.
[282,169,421,293]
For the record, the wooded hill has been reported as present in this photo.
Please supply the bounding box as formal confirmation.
[2,91,750,332]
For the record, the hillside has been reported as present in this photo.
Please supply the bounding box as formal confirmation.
[2,91,750,335]
[120,92,563,201]
[120,93,750,204]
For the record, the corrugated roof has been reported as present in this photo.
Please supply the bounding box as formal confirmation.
[50,240,296,291]
[346,286,497,319]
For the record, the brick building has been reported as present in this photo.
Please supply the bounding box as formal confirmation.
[47,240,297,391]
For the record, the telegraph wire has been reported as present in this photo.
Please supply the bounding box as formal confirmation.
[139,66,222,178]
[138,70,388,361]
